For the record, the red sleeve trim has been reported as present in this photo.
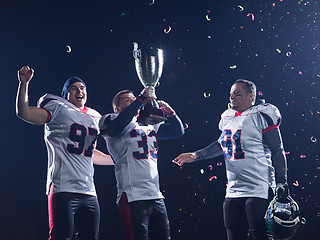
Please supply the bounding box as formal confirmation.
[38,106,51,123]
[262,125,278,134]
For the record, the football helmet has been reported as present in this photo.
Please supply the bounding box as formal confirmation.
[265,184,301,240]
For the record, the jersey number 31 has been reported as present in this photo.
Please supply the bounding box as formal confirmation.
[221,129,245,160]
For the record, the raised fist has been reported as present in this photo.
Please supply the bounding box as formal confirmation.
[18,66,34,84]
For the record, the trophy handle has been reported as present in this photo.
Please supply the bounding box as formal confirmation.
[133,42,141,59]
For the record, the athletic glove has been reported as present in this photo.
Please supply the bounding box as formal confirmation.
[158,100,175,118]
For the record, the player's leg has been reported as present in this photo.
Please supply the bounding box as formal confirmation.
[48,186,57,240]
[74,194,100,240]
[149,199,170,240]
[223,198,249,240]
[118,193,135,240]
[245,197,274,240]
[48,191,79,240]
[130,199,153,240]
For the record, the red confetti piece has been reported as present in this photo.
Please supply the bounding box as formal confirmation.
[209,176,217,181]
[247,13,254,20]
[164,26,172,34]
[293,180,299,187]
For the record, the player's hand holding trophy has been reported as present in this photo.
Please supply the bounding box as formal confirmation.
[133,42,167,125]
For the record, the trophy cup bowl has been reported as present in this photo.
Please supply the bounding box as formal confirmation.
[133,42,167,125]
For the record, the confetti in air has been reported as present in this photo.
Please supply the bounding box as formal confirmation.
[247,13,255,20]
[203,92,211,98]
[164,26,172,34]
[66,45,71,53]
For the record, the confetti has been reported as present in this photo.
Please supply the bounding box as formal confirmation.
[300,155,306,158]
[203,92,211,98]
[164,26,172,34]
[293,180,299,187]
[184,123,189,129]
[311,136,317,142]
[206,15,211,21]
[230,65,237,69]
[200,169,204,174]
[66,45,72,53]
[258,91,263,96]
[149,0,155,5]
[247,13,254,20]
[286,51,292,57]
[209,176,217,181]
[276,48,281,53]
[208,165,213,170]
[217,162,222,166]
[238,5,244,11]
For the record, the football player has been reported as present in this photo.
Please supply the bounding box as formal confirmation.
[99,88,185,240]
[173,79,288,240]
[16,66,114,240]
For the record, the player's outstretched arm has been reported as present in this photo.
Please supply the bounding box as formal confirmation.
[173,152,197,166]
[92,149,115,165]
[16,66,48,125]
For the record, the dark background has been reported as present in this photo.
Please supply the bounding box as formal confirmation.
[1,0,320,239]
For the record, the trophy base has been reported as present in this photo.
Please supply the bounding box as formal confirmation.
[138,105,167,125]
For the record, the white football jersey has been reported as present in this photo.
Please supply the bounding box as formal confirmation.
[100,113,164,204]
[37,94,101,196]
[218,103,281,199]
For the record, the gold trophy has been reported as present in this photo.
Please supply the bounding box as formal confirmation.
[133,42,167,124]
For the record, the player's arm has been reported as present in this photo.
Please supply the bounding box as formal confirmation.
[16,66,49,125]
[263,127,288,184]
[157,100,185,140]
[101,99,143,137]
[92,149,115,165]
[173,140,223,166]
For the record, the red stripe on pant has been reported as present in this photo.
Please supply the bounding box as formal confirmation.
[119,192,135,240]
[48,184,56,240]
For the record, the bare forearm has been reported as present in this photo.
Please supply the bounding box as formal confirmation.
[92,149,115,165]
[16,81,30,119]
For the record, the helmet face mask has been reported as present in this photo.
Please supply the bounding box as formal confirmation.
[265,195,301,240]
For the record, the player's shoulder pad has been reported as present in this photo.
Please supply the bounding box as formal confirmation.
[256,103,282,127]
[221,108,235,118]
[86,107,102,118]
[37,93,62,108]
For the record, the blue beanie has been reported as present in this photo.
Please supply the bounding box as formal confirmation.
[61,76,86,99]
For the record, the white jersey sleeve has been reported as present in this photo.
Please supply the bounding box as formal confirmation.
[256,103,282,133]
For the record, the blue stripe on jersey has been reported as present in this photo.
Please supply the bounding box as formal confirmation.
[260,112,274,127]
[40,98,55,108]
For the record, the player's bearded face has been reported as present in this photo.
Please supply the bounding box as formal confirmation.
[116,93,137,114]
[229,83,253,112]
[67,82,87,108]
